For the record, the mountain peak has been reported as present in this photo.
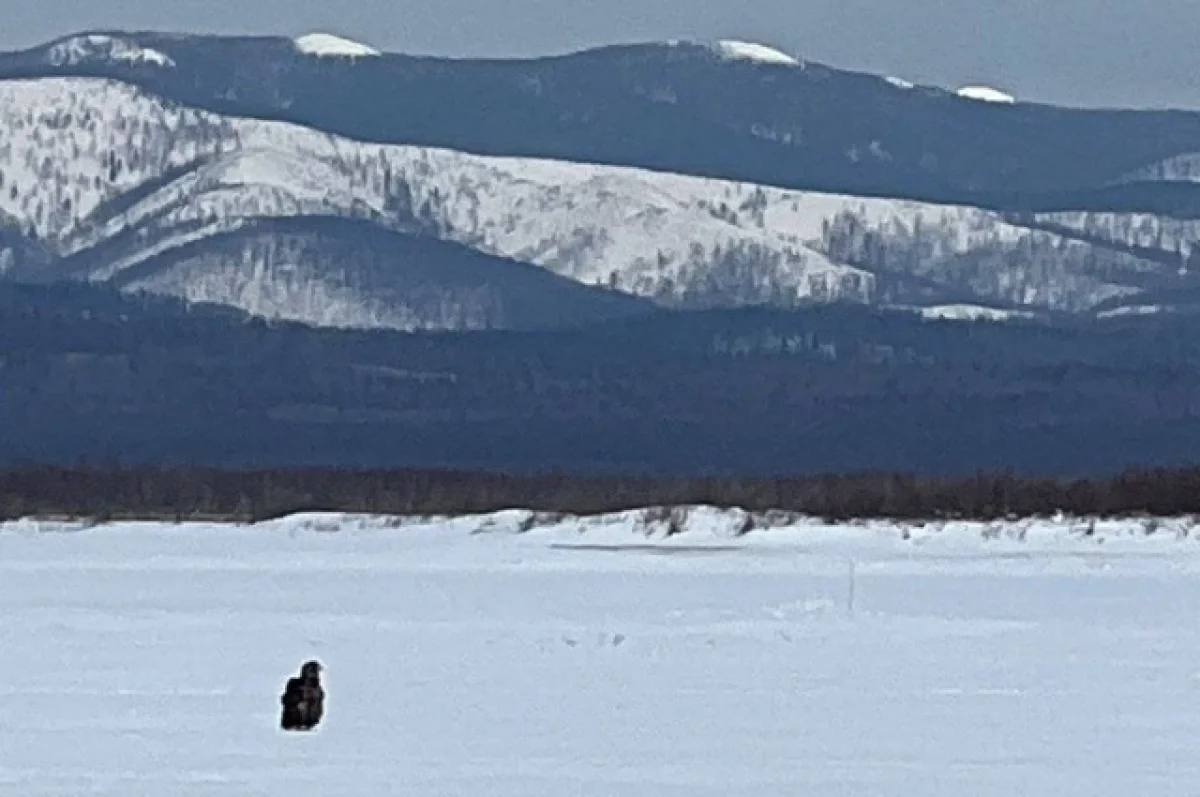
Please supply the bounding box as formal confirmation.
[292,33,381,58]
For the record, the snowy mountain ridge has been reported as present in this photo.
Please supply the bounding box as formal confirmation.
[10,29,1200,203]
[0,74,1197,328]
[46,33,176,68]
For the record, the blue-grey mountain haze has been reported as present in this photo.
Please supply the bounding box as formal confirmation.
[5,0,1200,109]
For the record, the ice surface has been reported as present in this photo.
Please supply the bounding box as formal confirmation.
[4,510,1200,796]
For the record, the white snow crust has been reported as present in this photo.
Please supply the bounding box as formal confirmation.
[3,508,1200,795]
[955,85,1016,104]
[293,33,381,58]
[712,40,801,66]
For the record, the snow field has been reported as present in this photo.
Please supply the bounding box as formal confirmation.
[3,511,1200,795]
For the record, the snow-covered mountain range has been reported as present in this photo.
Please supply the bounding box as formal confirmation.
[2,32,1200,329]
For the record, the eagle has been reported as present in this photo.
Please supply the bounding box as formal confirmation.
[280,660,325,731]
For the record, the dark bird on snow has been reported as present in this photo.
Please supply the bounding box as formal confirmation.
[280,659,325,731]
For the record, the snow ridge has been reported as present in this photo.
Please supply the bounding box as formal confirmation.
[12,507,1200,552]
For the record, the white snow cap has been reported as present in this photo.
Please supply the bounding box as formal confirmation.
[293,33,381,58]
[955,85,1016,104]
[884,76,915,90]
[711,40,801,67]
[47,34,175,68]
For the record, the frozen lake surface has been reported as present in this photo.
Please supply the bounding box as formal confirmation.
[4,510,1200,795]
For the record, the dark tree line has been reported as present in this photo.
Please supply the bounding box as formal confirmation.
[8,281,1200,479]
[3,464,1200,523]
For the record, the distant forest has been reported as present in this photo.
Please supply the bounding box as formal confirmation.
[4,464,1200,522]
[8,281,1200,479]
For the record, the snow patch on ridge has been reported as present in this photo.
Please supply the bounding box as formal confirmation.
[293,33,381,58]
[47,34,174,68]
[955,85,1016,104]
[884,76,915,90]
[711,40,801,67]
[1096,304,1164,319]
[917,304,1035,322]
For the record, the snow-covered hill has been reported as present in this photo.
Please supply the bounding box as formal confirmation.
[0,76,1190,328]
[116,217,654,330]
